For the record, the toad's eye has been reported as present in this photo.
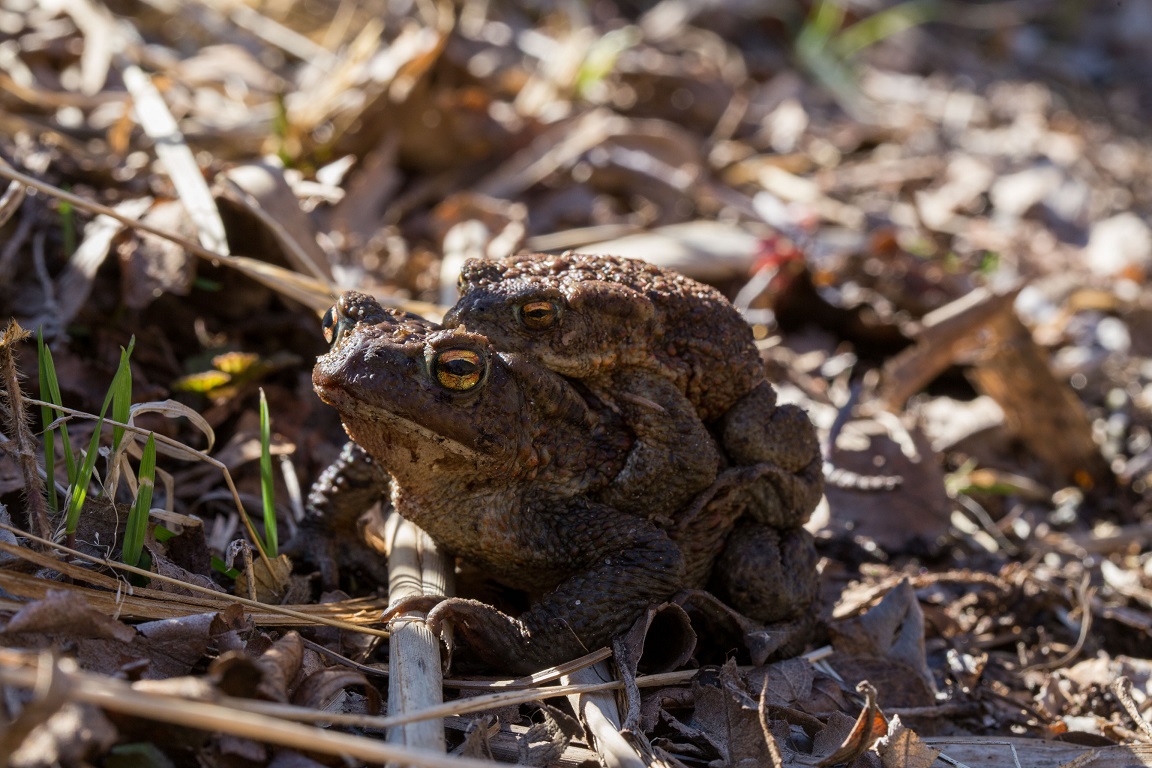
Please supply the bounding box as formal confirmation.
[518,300,560,331]
[322,305,339,345]
[433,349,484,391]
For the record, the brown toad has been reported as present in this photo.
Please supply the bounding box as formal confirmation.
[308,282,822,670]
[312,292,685,672]
[444,253,823,607]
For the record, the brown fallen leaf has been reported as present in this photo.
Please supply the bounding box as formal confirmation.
[7,702,117,768]
[4,589,137,643]
[875,715,939,768]
[823,418,952,556]
[252,630,304,703]
[829,579,937,708]
[235,552,294,604]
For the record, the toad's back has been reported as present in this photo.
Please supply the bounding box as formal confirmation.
[454,252,765,421]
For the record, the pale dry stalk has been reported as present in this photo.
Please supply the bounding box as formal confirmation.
[0,321,50,541]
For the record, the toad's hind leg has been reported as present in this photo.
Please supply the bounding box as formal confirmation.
[717,381,824,528]
[423,500,685,674]
[596,370,720,520]
[711,520,820,659]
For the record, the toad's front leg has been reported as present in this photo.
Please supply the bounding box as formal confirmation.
[398,499,684,674]
[286,440,391,588]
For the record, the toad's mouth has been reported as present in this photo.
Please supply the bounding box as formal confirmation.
[313,378,485,463]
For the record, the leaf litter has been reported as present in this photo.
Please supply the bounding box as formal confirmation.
[2,1,1152,766]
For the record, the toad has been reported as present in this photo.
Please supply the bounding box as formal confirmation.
[445,252,822,533]
[313,291,685,672]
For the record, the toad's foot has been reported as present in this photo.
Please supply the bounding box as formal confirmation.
[382,594,561,674]
[381,594,450,621]
[419,598,587,675]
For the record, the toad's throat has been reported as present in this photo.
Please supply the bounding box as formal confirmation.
[313,381,485,464]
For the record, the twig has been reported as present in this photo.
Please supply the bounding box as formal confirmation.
[757,674,786,768]
[1113,677,1152,743]
[0,190,34,279]
[1021,574,1094,673]
[566,661,650,768]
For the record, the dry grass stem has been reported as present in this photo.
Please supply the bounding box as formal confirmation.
[123,65,230,255]
[0,652,501,768]
[0,160,336,312]
[0,522,390,637]
[0,321,49,540]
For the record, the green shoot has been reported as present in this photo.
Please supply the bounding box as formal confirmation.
[121,433,156,568]
[979,251,1001,275]
[794,0,937,115]
[576,27,639,98]
[64,337,135,536]
[211,555,240,580]
[36,335,56,513]
[258,388,278,557]
[37,330,76,485]
[273,93,293,168]
[831,0,936,61]
[38,332,58,512]
[59,192,76,257]
[111,337,136,459]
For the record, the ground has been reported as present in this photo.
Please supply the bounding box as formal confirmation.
[1,1,1152,766]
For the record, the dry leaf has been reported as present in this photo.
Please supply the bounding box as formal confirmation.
[876,715,939,768]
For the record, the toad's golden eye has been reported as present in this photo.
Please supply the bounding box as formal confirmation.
[433,349,483,391]
[322,304,339,345]
[518,300,560,331]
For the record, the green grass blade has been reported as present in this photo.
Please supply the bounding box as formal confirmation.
[64,403,110,534]
[832,0,936,60]
[211,556,240,580]
[64,340,134,535]
[111,336,136,458]
[37,330,58,513]
[121,433,156,568]
[37,332,75,483]
[796,0,846,52]
[59,188,76,256]
[259,388,278,557]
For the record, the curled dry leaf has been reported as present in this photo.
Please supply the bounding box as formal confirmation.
[129,399,216,454]
[516,702,577,767]
[291,666,382,714]
[215,164,332,283]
